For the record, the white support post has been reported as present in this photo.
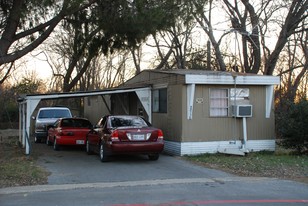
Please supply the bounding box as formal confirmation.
[18,103,22,144]
[25,99,40,155]
[265,85,274,118]
[242,117,248,152]
[26,102,31,155]
[135,89,152,123]
[187,84,195,120]
[22,103,26,148]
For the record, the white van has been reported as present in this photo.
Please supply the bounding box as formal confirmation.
[33,107,72,143]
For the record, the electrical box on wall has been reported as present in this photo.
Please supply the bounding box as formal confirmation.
[231,105,253,117]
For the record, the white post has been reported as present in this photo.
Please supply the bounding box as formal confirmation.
[24,100,31,154]
[135,88,152,123]
[18,103,22,144]
[265,85,274,118]
[187,84,195,120]
[25,102,30,155]
[22,103,26,148]
[242,117,247,151]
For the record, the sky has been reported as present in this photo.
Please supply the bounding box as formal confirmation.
[26,52,53,80]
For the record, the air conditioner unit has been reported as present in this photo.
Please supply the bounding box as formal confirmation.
[231,105,253,117]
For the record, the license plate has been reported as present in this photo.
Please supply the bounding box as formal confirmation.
[132,134,145,140]
[76,140,85,145]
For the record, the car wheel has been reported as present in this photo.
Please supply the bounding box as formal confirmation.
[53,138,59,151]
[99,142,108,162]
[86,139,93,155]
[148,154,159,161]
[46,136,51,146]
[34,136,41,143]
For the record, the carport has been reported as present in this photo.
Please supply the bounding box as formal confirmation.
[18,86,152,155]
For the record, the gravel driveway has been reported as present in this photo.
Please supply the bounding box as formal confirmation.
[34,143,234,185]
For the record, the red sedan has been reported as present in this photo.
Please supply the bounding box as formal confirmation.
[86,115,164,162]
[47,117,92,150]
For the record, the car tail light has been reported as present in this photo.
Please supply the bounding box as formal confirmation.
[111,130,119,141]
[157,129,164,140]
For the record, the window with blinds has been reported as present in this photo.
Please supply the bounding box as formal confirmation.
[209,89,229,117]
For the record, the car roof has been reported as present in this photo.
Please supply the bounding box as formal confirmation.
[38,107,70,111]
[59,117,89,121]
[106,115,142,118]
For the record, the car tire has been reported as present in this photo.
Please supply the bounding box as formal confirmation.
[86,139,93,155]
[53,138,59,151]
[99,142,108,162]
[46,136,51,146]
[34,136,41,143]
[148,154,159,161]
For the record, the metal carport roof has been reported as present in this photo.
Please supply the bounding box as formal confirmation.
[18,86,152,155]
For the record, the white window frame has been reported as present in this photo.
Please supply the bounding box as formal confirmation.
[209,88,229,117]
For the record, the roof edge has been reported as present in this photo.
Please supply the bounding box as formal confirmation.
[185,74,280,85]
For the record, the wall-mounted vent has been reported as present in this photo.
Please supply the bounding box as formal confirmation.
[231,105,253,117]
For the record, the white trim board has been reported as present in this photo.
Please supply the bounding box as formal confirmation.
[185,74,280,85]
[164,140,275,156]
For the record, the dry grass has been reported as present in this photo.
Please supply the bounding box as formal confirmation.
[0,136,49,188]
[184,149,308,184]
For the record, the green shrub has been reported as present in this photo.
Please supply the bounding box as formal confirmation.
[276,98,308,154]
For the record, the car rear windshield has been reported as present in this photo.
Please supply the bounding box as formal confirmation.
[110,117,148,127]
[38,109,71,119]
[61,119,92,128]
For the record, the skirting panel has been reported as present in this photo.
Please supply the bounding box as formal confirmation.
[164,139,275,156]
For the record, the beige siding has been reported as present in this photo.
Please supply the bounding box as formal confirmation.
[124,71,185,86]
[84,96,111,124]
[248,86,275,140]
[167,85,183,141]
[152,85,183,142]
[152,113,168,135]
[181,85,275,142]
[84,70,277,147]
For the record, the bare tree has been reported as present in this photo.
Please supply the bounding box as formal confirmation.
[221,0,262,73]
[192,0,227,71]
[220,0,308,103]
[192,0,307,78]
[277,23,308,102]
[130,45,142,75]
[145,1,200,70]
[264,0,308,75]
[148,33,175,70]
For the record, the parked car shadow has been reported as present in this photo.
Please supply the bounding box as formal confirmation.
[92,154,152,163]
[32,141,160,163]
